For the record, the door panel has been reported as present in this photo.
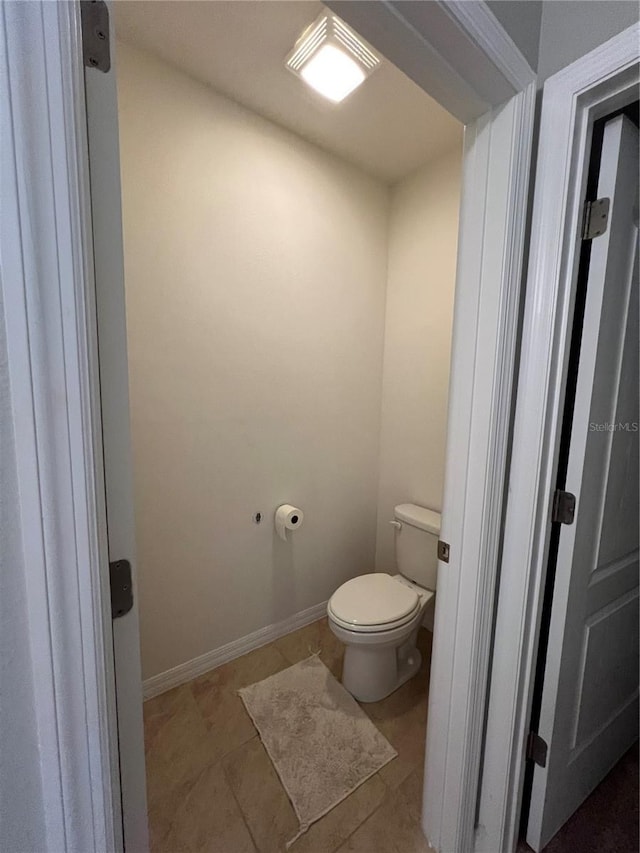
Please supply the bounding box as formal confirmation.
[526,114,639,851]
[84,6,149,850]
[573,588,637,748]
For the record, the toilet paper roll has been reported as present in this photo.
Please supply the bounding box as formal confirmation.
[275,504,304,541]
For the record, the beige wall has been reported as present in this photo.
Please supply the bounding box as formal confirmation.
[117,43,391,679]
[375,149,462,573]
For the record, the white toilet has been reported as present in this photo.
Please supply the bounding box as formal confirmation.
[327,503,440,703]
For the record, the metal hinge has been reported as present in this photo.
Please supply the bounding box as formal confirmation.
[437,540,450,563]
[552,489,576,525]
[526,732,548,767]
[582,197,610,240]
[110,559,134,619]
[81,0,111,73]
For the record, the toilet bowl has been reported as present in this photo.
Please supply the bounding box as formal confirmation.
[327,503,440,703]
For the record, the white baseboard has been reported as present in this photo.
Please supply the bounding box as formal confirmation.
[142,600,329,700]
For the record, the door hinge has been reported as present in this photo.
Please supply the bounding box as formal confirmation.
[110,559,134,619]
[81,0,111,73]
[437,540,450,563]
[526,732,548,767]
[582,197,610,240]
[552,489,576,525]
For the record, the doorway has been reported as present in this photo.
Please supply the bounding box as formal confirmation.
[85,2,535,848]
[112,4,462,848]
[1,2,535,850]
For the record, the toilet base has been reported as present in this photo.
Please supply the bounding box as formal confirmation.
[342,634,422,703]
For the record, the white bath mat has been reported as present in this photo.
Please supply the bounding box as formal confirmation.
[238,655,397,846]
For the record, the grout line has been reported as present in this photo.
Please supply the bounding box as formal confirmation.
[324,772,392,853]
[148,620,426,852]
[331,778,390,852]
[221,755,262,853]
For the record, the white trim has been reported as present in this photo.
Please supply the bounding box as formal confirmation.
[423,81,536,853]
[143,601,329,699]
[83,5,149,848]
[478,23,640,853]
[441,0,535,91]
[1,2,120,850]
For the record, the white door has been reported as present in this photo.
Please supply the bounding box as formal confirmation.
[84,6,149,851]
[526,114,639,850]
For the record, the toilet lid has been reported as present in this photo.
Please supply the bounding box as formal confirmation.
[329,573,419,628]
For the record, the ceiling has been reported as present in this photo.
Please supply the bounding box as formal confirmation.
[114,1,462,184]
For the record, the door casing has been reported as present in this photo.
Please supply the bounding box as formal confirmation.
[478,23,640,853]
[1,2,536,851]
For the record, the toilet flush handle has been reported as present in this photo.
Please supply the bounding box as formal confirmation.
[389,520,402,530]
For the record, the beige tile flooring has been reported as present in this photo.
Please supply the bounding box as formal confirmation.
[144,618,435,853]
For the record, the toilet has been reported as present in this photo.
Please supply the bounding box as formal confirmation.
[327,503,440,703]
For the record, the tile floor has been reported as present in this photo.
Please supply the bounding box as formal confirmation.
[144,618,435,853]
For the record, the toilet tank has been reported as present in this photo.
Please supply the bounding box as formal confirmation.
[394,503,441,590]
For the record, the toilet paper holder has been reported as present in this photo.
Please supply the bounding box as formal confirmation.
[275,504,304,541]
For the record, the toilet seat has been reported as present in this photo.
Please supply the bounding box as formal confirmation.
[328,573,421,634]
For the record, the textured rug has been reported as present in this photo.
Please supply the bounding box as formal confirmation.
[238,654,397,847]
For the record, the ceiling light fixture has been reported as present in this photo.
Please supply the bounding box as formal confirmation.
[286,14,380,104]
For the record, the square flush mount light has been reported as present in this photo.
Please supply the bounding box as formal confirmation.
[286,14,380,103]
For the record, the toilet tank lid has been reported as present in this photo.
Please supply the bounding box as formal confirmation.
[394,503,441,534]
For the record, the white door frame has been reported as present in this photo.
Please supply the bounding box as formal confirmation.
[1,2,120,850]
[1,2,534,851]
[477,24,640,853]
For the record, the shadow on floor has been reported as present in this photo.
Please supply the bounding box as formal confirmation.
[518,742,639,853]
